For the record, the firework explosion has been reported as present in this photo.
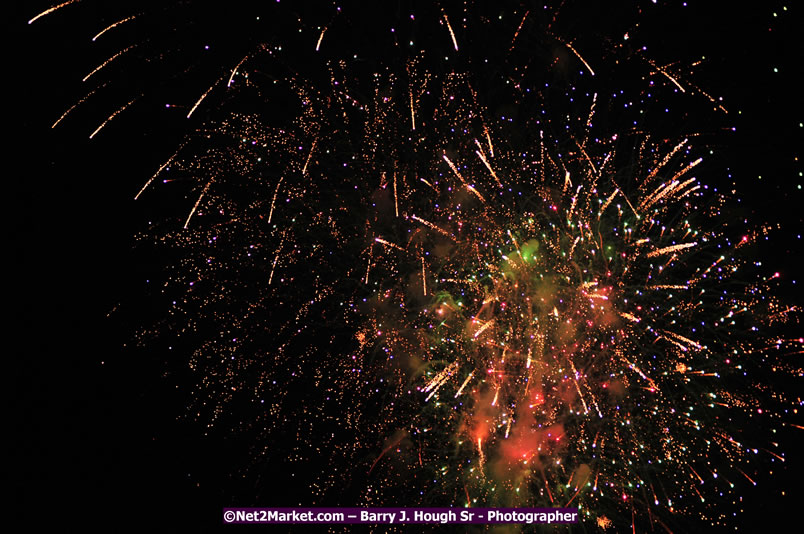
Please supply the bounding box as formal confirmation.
[27,1,800,531]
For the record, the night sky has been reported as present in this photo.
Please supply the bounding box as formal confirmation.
[12,1,802,532]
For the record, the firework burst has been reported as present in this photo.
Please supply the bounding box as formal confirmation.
[27,0,801,531]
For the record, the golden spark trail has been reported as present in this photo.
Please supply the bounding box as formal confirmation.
[421,256,427,296]
[83,44,137,82]
[586,93,598,129]
[364,243,374,284]
[424,362,458,401]
[442,154,486,203]
[410,91,416,130]
[92,15,137,41]
[315,27,327,51]
[473,319,494,339]
[443,12,459,51]
[454,372,474,398]
[561,39,595,76]
[268,252,280,285]
[509,11,529,51]
[662,330,703,350]
[569,361,589,413]
[183,180,213,229]
[393,172,399,217]
[575,139,597,175]
[187,77,223,118]
[411,215,453,238]
[228,55,249,87]
[646,242,698,257]
[474,141,502,187]
[648,59,686,93]
[599,189,619,216]
[649,285,689,290]
[135,146,183,199]
[620,312,641,323]
[419,177,436,191]
[28,0,79,24]
[89,96,137,139]
[641,158,701,210]
[302,138,318,175]
[484,126,494,157]
[620,354,659,391]
[375,237,405,251]
[267,177,284,223]
[647,139,688,180]
[52,84,105,128]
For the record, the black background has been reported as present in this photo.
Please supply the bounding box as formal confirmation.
[11,1,802,532]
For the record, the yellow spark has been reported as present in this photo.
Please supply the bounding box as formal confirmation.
[662,330,703,351]
[473,319,494,339]
[135,147,182,200]
[586,92,598,129]
[393,172,399,217]
[421,256,427,296]
[454,372,474,398]
[268,238,286,286]
[267,177,284,223]
[89,96,137,139]
[91,15,137,41]
[649,59,686,93]
[599,188,619,216]
[28,0,79,25]
[183,180,213,229]
[569,360,589,413]
[443,12,459,51]
[187,78,222,119]
[83,44,136,82]
[425,362,458,401]
[477,438,485,474]
[647,138,688,180]
[620,312,641,323]
[646,242,697,257]
[228,55,249,87]
[409,91,416,130]
[641,158,702,210]
[419,177,436,190]
[52,85,105,128]
[561,39,595,76]
[302,138,318,175]
[620,353,659,391]
[484,126,494,157]
[375,237,405,251]
[509,11,529,51]
[411,215,453,238]
[364,243,374,284]
[315,27,327,51]
[474,141,502,187]
[442,154,486,203]
[569,236,581,258]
